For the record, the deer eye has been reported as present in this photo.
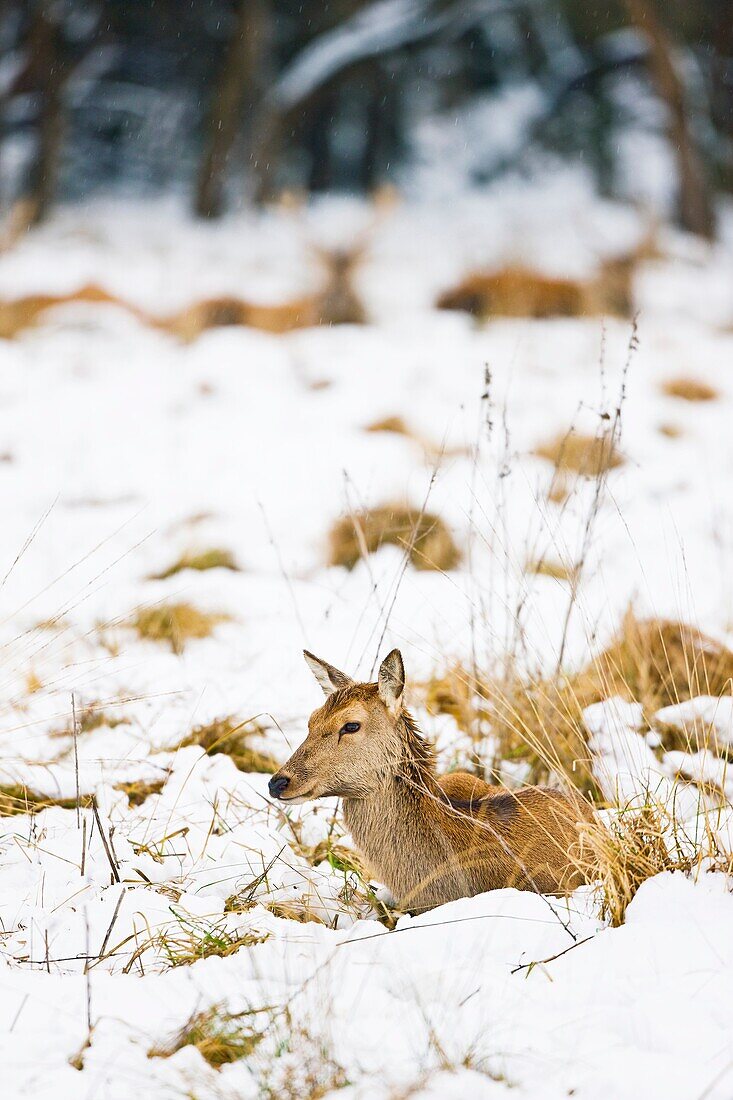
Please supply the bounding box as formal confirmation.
[340,721,360,735]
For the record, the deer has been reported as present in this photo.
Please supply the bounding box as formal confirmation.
[269,649,592,913]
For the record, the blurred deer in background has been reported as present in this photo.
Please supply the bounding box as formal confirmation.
[269,649,591,913]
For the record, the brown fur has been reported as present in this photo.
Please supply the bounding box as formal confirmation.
[436,256,636,320]
[0,283,148,338]
[0,243,365,341]
[271,651,591,913]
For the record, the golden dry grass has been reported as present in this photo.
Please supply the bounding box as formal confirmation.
[264,900,329,925]
[658,422,684,439]
[156,914,268,967]
[35,616,70,631]
[174,715,279,773]
[114,777,166,807]
[660,377,719,402]
[420,612,733,801]
[498,613,733,790]
[127,602,229,654]
[576,802,698,926]
[364,415,412,436]
[0,784,91,817]
[488,674,599,795]
[148,1006,264,1068]
[50,701,127,739]
[417,663,596,791]
[422,665,491,736]
[534,430,624,477]
[24,671,43,694]
[525,559,577,582]
[257,1015,350,1099]
[491,615,733,793]
[364,416,469,463]
[547,474,571,504]
[149,547,239,580]
[328,505,461,572]
[578,611,733,714]
[652,717,733,760]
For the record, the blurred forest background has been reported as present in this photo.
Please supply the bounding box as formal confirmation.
[0,0,731,237]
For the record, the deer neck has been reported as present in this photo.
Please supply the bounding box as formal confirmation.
[341,712,473,908]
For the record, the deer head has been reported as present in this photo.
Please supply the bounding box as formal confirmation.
[268,649,406,803]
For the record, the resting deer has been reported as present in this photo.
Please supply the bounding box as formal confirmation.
[269,650,591,912]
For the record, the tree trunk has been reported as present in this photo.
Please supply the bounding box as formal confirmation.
[195,0,270,218]
[623,0,715,238]
[710,0,733,189]
[305,86,337,192]
[250,111,282,204]
[24,4,64,226]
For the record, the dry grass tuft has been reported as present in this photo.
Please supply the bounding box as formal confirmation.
[658,422,684,439]
[328,504,461,572]
[547,474,571,504]
[534,430,624,477]
[148,1006,265,1068]
[51,701,127,739]
[422,665,490,736]
[298,838,367,877]
[577,801,698,926]
[35,616,70,631]
[114,777,166,807]
[578,611,733,714]
[489,674,599,795]
[264,900,328,925]
[420,665,599,793]
[257,1011,350,1098]
[526,559,577,582]
[364,416,470,464]
[422,612,733,800]
[174,715,278,773]
[660,377,719,402]
[25,670,43,694]
[157,912,268,966]
[149,547,239,580]
[364,415,412,436]
[0,784,91,817]
[653,718,732,760]
[128,602,229,654]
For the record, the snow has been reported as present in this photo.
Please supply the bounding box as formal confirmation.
[656,696,733,747]
[0,175,732,1096]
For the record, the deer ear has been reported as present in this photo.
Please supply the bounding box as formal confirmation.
[303,651,354,697]
[378,649,405,716]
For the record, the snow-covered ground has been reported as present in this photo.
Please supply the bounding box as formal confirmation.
[0,175,733,1098]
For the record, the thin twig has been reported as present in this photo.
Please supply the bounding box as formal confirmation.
[89,887,126,970]
[71,693,81,828]
[80,815,87,877]
[91,797,120,884]
[9,994,28,1032]
[510,933,595,974]
[84,909,92,1030]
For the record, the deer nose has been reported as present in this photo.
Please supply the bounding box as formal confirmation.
[268,774,290,799]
